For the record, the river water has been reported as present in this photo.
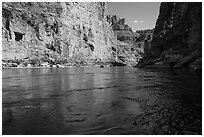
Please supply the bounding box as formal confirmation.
[2,67,202,135]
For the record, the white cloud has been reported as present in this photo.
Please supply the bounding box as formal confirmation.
[133,20,144,23]
[133,20,138,23]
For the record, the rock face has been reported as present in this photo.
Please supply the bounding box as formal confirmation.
[110,41,143,66]
[135,29,154,53]
[136,29,154,34]
[107,15,139,43]
[137,2,202,70]
[106,15,143,66]
[2,2,117,66]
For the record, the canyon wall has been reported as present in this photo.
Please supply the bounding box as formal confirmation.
[135,29,154,53]
[106,15,143,66]
[137,2,202,70]
[2,2,117,66]
[107,15,139,43]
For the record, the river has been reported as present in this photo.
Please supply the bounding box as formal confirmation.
[2,67,202,135]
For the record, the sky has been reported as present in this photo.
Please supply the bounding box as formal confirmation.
[107,2,161,31]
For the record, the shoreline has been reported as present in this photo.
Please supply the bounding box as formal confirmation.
[2,61,130,69]
[2,65,122,69]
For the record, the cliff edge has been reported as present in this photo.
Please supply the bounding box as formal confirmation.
[137,2,202,70]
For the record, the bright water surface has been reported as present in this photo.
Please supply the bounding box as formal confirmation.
[2,67,202,135]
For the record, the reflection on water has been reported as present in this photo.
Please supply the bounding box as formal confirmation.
[2,67,202,135]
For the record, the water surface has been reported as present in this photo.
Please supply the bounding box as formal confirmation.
[2,67,202,134]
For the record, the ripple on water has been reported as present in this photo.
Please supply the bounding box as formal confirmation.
[2,67,202,135]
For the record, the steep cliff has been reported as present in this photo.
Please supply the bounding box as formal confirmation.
[107,15,139,43]
[2,2,117,67]
[106,15,143,66]
[137,2,202,70]
[135,29,154,53]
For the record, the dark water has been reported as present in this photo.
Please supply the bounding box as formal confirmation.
[2,67,202,135]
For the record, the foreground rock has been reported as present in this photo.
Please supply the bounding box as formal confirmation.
[2,59,115,68]
[137,2,202,71]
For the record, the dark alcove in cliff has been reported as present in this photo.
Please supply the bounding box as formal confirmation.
[83,34,88,42]
[87,42,94,52]
[112,47,116,52]
[90,45,94,51]
[14,32,24,41]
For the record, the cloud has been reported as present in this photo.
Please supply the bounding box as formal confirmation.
[133,20,144,23]
[133,20,138,23]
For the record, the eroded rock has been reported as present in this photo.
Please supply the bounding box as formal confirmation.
[2,2,117,66]
[137,2,202,70]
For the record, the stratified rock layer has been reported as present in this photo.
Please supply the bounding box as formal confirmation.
[135,29,154,53]
[106,15,143,66]
[137,2,202,70]
[107,15,139,43]
[2,2,117,66]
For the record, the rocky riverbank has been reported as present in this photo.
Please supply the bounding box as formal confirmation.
[2,57,127,68]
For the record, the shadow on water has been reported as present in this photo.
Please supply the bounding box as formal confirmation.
[2,67,202,135]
